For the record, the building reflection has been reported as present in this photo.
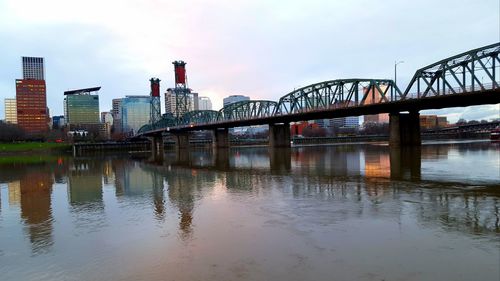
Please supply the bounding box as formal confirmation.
[68,159,104,207]
[364,148,391,179]
[115,160,166,221]
[8,181,21,206]
[135,142,499,239]
[18,166,54,254]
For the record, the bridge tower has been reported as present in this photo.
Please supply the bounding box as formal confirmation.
[172,60,191,119]
[150,78,161,128]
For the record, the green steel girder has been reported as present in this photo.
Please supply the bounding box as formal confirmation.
[138,124,152,134]
[154,114,178,129]
[180,110,220,125]
[220,100,278,121]
[275,79,402,115]
[135,43,499,137]
[403,42,500,98]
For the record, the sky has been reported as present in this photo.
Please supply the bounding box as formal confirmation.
[0,0,499,122]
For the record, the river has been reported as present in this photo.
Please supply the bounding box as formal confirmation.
[0,140,499,281]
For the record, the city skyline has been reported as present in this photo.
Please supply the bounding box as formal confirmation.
[0,0,499,122]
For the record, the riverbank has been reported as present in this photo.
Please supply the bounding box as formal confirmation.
[0,142,71,155]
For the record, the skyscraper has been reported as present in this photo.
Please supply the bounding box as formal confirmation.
[111,98,123,132]
[15,56,48,134]
[363,85,389,124]
[198,96,213,110]
[16,79,48,134]
[64,87,100,125]
[22,57,45,80]
[165,89,196,116]
[4,98,17,124]
[121,96,151,134]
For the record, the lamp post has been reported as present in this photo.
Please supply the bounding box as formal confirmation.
[394,60,404,86]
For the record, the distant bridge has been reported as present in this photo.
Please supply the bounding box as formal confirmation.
[135,43,500,158]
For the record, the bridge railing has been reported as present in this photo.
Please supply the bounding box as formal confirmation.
[404,82,496,99]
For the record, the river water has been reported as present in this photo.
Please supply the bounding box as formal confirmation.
[0,141,499,281]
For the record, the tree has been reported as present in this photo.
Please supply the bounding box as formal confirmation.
[0,122,26,142]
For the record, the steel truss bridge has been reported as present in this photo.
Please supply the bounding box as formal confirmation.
[137,43,500,136]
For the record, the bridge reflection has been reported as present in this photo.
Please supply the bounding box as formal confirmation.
[0,142,497,255]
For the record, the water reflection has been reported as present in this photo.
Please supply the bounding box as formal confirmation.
[0,142,498,280]
[1,164,56,254]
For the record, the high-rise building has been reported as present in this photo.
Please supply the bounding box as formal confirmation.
[4,98,17,124]
[111,98,123,132]
[112,99,122,119]
[64,87,100,125]
[52,115,65,129]
[15,56,48,134]
[101,112,113,126]
[121,96,151,134]
[165,89,197,116]
[223,95,250,107]
[22,57,45,80]
[198,96,213,110]
[15,79,48,134]
[363,85,389,124]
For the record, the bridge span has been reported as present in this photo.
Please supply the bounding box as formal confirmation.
[135,43,500,158]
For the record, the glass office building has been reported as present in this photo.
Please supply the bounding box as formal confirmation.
[64,94,100,125]
[121,96,151,134]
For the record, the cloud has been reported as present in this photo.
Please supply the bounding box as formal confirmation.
[0,0,498,120]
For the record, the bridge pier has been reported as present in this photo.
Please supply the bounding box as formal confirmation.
[269,123,291,148]
[389,111,421,147]
[213,128,230,149]
[174,132,190,149]
[149,134,164,161]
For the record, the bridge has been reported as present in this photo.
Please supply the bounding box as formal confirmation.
[135,43,500,159]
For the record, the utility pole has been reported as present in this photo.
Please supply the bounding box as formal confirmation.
[394,60,404,87]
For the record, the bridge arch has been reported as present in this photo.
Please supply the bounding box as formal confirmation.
[275,79,402,115]
[180,110,220,125]
[219,100,278,121]
[403,42,500,98]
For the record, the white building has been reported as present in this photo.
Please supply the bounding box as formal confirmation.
[223,95,249,107]
[198,96,213,110]
[165,89,197,116]
[4,98,17,124]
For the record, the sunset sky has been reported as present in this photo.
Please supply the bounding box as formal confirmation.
[0,0,498,122]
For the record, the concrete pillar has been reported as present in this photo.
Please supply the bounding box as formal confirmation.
[389,112,421,147]
[269,123,291,148]
[174,132,190,149]
[213,128,230,149]
[150,134,164,161]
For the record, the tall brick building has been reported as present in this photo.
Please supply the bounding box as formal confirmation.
[15,57,48,134]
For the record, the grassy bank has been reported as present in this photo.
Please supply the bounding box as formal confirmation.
[0,142,71,153]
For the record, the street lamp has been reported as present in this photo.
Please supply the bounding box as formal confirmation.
[394,60,404,86]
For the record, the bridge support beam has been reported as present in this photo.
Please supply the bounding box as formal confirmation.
[174,132,190,149]
[269,123,291,148]
[213,128,230,149]
[389,111,421,147]
[149,134,164,161]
